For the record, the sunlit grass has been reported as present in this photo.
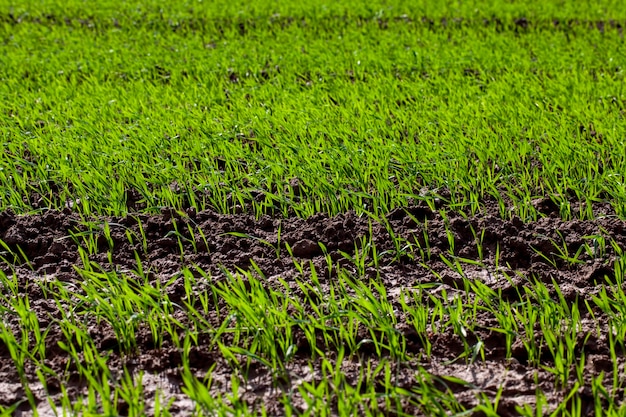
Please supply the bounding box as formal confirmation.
[1,0,626,219]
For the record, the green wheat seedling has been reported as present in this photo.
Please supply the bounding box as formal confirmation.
[182,219,211,255]
[42,271,185,415]
[337,234,381,278]
[114,367,150,417]
[379,214,433,263]
[473,383,505,417]
[591,255,626,369]
[133,216,150,255]
[165,218,191,262]
[533,230,587,269]
[538,295,581,388]
[213,265,298,380]
[67,265,181,353]
[490,297,519,360]
[0,271,59,398]
[103,219,151,258]
[181,363,219,415]
[440,212,456,257]
[179,269,218,337]
[581,234,610,261]
[0,239,31,268]
[399,288,434,359]
[469,223,487,263]
[340,270,405,358]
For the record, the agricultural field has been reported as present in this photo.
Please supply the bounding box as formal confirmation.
[1,0,626,415]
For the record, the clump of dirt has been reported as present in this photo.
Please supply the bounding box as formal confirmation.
[0,200,625,415]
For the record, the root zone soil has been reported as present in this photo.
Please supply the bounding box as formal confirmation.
[0,199,625,416]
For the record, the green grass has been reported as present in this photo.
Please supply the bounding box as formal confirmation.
[1,0,626,415]
[1,0,626,218]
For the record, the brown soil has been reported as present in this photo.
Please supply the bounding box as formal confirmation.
[1,199,625,416]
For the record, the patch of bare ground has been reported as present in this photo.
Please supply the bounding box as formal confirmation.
[0,198,625,415]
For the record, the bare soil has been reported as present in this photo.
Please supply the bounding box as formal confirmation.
[1,199,625,416]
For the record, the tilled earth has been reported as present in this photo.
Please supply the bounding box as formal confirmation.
[1,198,625,415]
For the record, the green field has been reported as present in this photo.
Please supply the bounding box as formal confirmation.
[2,0,626,218]
[1,0,626,415]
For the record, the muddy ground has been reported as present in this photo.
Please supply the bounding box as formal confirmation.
[1,198,625,416]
